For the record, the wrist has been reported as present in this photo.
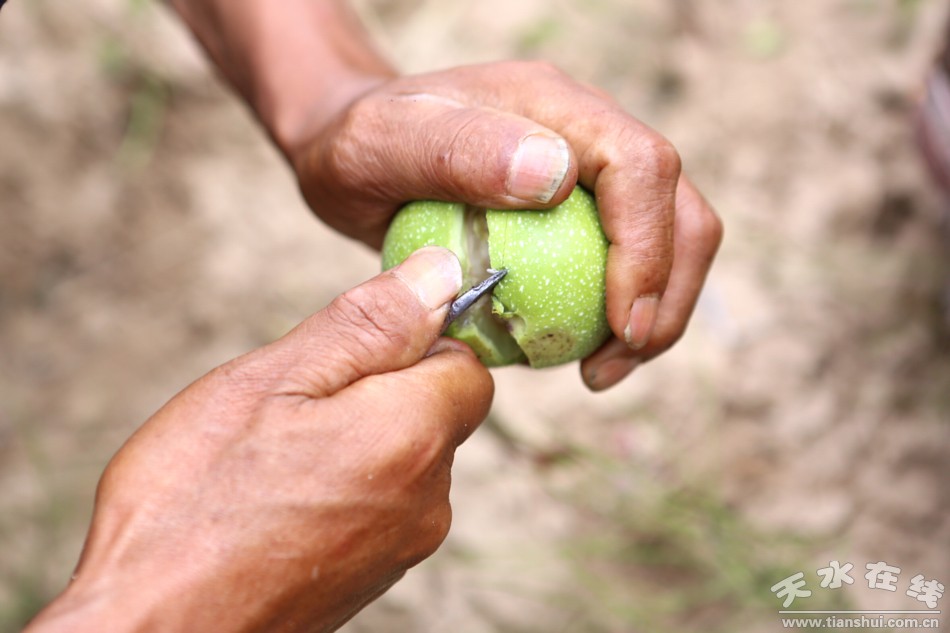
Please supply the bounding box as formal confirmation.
[268,71,394,161]
[170,0,397,158]
[25,575,150,633]
[26,525,223,633]
[27,560,243,633]
[248,0,397,158]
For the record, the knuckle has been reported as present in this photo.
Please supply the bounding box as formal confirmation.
[595,127,682,198]
[418,502,453,555]
[95,462,121,502]
[397,502,453,568]
[388,414,453,475]
[327,285,410,354]
[324,99,385,193]
[336,92,380,135]
[695,205,725,249]
[373,422,454,565]
[678,194,724,256]
[324,133,362,192]
[603,126,681,187]
[635,134,682,186]
[429,108,492,192]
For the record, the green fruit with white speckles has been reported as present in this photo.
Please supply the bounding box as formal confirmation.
[381,186,611,368]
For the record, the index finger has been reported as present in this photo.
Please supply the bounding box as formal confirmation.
[330,339,495,452]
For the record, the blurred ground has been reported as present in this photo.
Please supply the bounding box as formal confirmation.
[1,0,949,631]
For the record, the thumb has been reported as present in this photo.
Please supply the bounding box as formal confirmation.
[273,246,464,398]
[297,93,579,246]
[380,96,577,207]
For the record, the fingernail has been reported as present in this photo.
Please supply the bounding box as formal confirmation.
[586,356,640,392]
[393,246,463,311]
[624,294,660,350]
[507,134,570,204]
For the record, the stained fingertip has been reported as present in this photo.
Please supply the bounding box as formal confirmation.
[583,355,641,392]
[582,338,642,391]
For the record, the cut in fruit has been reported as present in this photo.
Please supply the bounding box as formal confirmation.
[381,187,611,368]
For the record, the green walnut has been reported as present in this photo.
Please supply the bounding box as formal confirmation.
[381,186,611,368]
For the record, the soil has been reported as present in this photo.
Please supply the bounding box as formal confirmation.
[1,1,948,631]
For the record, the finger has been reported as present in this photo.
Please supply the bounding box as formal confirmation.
[641,177,722,356]
[411,339,494,448]
[265,246,464,398]
[318,344,493,566]
[298,93,578,245]
[523,79,680,350]
[412,62,682,349]
[329,340,494,462]
[581,176,723,391]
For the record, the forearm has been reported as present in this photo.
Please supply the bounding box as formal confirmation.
[25,557,371,633]
[169,0,396,156]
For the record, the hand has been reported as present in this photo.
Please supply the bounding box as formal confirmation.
[169,0,722,390]
[289,61,723,391]
[26,247,494,633]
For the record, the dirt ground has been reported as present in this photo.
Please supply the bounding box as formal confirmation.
[1,0,949,631]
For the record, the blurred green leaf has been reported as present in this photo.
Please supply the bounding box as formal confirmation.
[742,18,786,59]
